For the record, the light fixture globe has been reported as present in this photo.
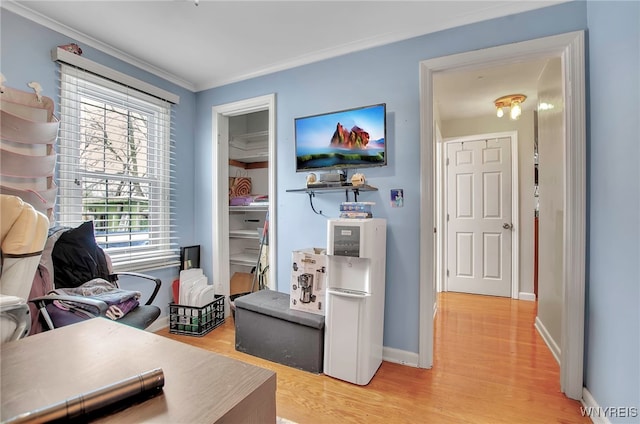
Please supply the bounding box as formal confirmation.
[494,94,527,120]
[510,101,522,120]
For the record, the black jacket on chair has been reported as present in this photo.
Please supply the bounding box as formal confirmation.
[51,221,111,289]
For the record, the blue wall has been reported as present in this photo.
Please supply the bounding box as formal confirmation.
[194,1,587,355]
[0,10,197,311]
[2,0,639,418]
[586,1,640,418]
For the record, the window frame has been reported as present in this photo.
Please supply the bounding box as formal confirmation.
[57,64,177,272]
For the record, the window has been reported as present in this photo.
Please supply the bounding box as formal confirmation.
[58,63,177,271]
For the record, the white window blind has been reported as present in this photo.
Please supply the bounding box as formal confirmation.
[57,63,178,272]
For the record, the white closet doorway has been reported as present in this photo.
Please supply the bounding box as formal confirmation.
[212,94,277,316]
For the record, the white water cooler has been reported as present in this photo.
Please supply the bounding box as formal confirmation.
[324,218,387,385]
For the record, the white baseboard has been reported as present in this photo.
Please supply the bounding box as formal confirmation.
[146,316,169,333]
[518,292,536,301]
[581,388,611,424]
[382,346,419,368]
[534,316,561,365]
[149,314,420,371]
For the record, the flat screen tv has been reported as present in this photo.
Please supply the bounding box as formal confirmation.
[294,103,386,172]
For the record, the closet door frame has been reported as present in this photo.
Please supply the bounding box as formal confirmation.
[212,94,276,315]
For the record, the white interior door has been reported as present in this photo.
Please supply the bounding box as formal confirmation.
[446,136,512,297]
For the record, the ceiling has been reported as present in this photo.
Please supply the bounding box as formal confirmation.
[433,57,550,121]
[5,1,563,119]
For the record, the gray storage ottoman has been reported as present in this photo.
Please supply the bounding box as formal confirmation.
[234,290,324,373]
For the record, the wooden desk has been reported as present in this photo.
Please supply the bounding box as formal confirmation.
[1,318,276,423]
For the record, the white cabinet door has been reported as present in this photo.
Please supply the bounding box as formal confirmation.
[324,292,363,383]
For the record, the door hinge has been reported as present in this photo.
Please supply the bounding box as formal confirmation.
[447,214,450,222]
[433,227,437,234]
[446,157,450,166]
[446,269,450,277]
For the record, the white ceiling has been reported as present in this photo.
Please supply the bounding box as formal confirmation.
[433,57,549,121]
[5,1,563,119]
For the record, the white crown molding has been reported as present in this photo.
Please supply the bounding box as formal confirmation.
[2,1,195,92]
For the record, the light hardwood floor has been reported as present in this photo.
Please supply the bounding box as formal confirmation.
[156,292,591,423]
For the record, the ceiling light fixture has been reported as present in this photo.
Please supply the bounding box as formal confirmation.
[494,94,527,120]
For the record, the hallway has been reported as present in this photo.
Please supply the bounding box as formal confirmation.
[431,292,586,423]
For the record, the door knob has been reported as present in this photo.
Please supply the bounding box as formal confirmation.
[503,223,513,230]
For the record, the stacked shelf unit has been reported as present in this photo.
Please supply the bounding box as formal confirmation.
[228,111,269,287]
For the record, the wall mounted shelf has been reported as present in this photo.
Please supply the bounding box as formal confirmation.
[286,184,378,215]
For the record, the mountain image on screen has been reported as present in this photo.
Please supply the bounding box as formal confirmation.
[331,123,370,149]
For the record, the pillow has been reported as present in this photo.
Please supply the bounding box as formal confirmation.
[51,221,110,289]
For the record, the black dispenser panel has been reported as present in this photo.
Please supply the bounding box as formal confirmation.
[332,226,361,257]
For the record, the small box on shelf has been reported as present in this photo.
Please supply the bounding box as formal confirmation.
[340,201,375,218]
[340,201,374,212]
[339,212,373,219]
